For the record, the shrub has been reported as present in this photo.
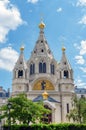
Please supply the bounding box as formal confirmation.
[3,123,86,130]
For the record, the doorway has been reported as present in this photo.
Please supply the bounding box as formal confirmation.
[42,105,52,123]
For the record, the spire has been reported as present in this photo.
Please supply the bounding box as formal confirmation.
[38,16,45,30]
[60,46,72,70]
[14,45,27,69]
[20,45,24,52]
[30,19,54,59]
[62,46,66,52]
[38,17,46,40]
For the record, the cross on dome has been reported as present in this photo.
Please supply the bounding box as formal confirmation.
[39,16,45,29]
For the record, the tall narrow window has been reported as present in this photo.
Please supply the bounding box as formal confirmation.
[43,62,46,73]
[50,63,55,74]
[64,70,69,78]
[67,103,69,113]
[39,62,46,73]
[39,62,42,73]
[30,64,33,75]
[18,70,23,78]
[33,64,35,74]
[30,63,35,75]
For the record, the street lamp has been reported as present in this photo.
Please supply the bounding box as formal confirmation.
[7,102,12,130]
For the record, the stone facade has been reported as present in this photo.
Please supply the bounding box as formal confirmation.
[12,21,75,123]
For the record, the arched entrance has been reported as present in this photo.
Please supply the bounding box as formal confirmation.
[42,105,52,123]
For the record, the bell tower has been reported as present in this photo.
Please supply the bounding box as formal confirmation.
[57,46,74,122]
[57,46,74,92]
[12,46,29,95]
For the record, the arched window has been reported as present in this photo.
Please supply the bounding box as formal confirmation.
[18,70,23,78]
[50,63,55,74]
[30,64,33,75]
[30,63,35,75]
[33,64,35,74]
[39,62,42,73]
[39,62,46,73]
[64,70,69,78]
[43,63,46,73]
[67,103,69,113]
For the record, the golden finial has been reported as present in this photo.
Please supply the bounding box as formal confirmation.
[39,15,45,29]
[60,36,66,52]
[20,45,24,51]
[62,46,66,52]
[42,91,49,100]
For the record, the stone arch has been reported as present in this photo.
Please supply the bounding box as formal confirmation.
[50,62,55,74]
[39,60,46,73]
[18,70,23,78]
[32,78,55,90]
[44,100,56,110]
[43,100,56,123]
[30,62,35,75]
[63,70,69,78]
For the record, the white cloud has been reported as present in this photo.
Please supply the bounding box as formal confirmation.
[0,47,19,71]
[27,0,39,4]
[74,43,80,49]
[77,0,86,6]
[79,40,86,55]
[75,55,85,64]
[0,0,23,43]
[75,79,86,88]
[74,40,86,65]
[80,67,86,72]
[75,77,86,88]
[57,8,62,12]
[79,15,86,25]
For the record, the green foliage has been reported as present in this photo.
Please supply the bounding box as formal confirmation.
[0,93,50,125]
[3,123,86,130]
[66,96,86,124]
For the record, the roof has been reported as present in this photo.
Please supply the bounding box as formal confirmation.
[33,95,60,103]
[0,87,10,98]
[75,87,86,94]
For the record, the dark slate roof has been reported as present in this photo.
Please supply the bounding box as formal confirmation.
[75,87,86,94]
[0,92,10,98]
[0,87,10,98]
[33,95,60,103]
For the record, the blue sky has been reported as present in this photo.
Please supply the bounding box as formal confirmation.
[0,0,86,91]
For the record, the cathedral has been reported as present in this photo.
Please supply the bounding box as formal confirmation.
[12,20,75,123]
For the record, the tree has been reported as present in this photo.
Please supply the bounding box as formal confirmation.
[66,95,86,124]
[0,93,50,125]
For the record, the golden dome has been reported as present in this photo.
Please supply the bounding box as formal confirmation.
[20,45,24,51]
[39,21,45,29]
[62,46,66,52]
[42,91,49,100]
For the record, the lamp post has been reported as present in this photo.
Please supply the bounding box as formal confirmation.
[7,102,12,130]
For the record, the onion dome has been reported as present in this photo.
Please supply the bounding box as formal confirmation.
[42,91,49,100]
[39,20,45,29]
[62,46,66,52]
[20,45,24,51]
